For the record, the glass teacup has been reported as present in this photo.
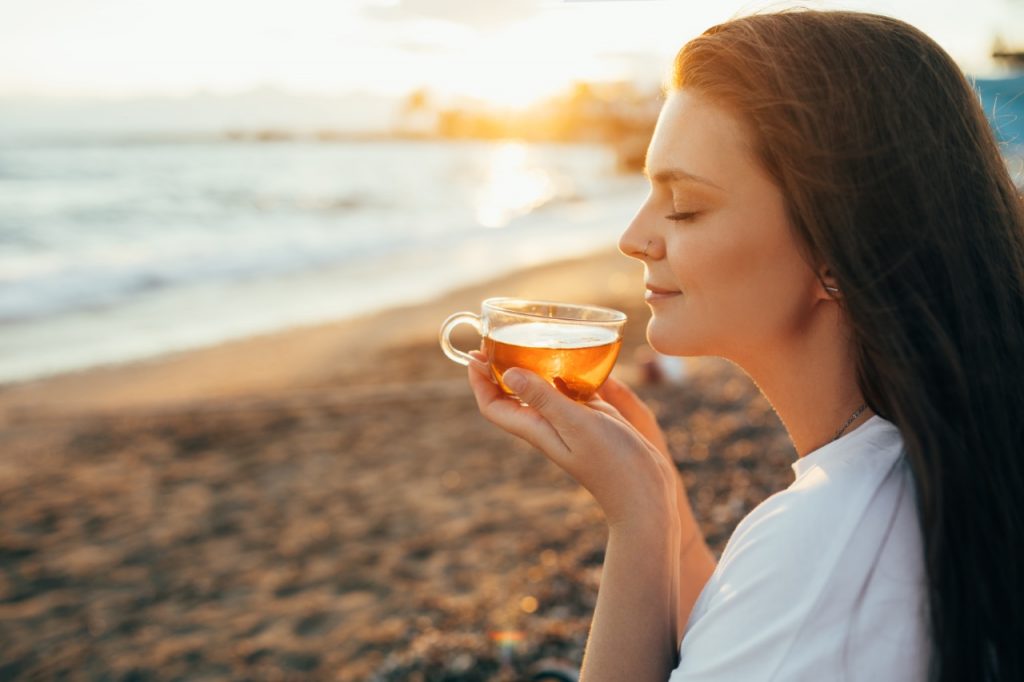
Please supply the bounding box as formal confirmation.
[440,297,627,402]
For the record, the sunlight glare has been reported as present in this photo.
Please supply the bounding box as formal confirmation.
[474,142,558,228]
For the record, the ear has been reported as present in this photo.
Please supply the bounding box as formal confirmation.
[816,265,842,300]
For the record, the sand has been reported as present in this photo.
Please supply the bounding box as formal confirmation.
[0,248,797,680]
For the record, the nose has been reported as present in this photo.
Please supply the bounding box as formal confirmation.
[619,200,660,261]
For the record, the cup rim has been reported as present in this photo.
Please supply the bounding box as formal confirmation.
[482,297,627,324]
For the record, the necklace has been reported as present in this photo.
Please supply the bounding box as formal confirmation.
[833,402,869,441]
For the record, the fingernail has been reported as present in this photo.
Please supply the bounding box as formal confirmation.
[503,369,526,392]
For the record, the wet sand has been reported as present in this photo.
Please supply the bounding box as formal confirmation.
[0,248,796,680]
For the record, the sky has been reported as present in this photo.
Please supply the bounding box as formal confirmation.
[0,0,1021,137]
[1,0,1021,105]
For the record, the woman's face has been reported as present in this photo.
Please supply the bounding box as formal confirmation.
[619,89,821,362]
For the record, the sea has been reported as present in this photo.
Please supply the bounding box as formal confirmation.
[0,137,649,384]
[3,106,1021,387]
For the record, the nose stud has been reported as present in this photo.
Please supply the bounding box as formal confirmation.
[642,240,652,258]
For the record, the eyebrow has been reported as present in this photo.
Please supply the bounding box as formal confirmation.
[643,164,724,190]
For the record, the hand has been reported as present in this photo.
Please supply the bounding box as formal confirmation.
[597,377,671,461]
[598,376,705,560]
[466,351,679,531]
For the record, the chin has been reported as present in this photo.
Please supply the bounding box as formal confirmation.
[646,315,716,358]
[646,317,688,356]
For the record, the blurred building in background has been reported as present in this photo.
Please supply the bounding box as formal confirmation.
[395,80,662,173]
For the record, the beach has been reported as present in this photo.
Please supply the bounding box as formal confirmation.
[0,249,797,680]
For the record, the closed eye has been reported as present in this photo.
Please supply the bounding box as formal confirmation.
[665,212,699,223]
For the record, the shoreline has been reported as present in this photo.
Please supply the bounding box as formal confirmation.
[0,247,647,420]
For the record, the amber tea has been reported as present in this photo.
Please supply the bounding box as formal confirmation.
[440,297,627,402]
[485,323,622,401]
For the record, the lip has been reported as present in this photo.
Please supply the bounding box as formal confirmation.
[645,283,682,301]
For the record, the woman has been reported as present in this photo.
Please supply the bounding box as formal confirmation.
[466,10,1023,681]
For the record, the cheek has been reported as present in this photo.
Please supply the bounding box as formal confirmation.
[711,230,815,345]
[657,224,811,352]
[672,232,761,323]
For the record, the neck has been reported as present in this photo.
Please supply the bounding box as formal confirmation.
[729,306,873,458]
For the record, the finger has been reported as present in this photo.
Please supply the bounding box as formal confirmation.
[597,377,671,456]
[501,368,595,446]
[583,393,629,423]
[467,364,571,459]
[597,375,638,404]
[599,377,659,430]
[468,350,492,378]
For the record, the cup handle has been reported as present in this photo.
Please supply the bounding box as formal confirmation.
[439,312,482,366]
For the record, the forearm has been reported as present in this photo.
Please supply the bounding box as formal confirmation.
[674,474,717,634]
[580,520,681,682]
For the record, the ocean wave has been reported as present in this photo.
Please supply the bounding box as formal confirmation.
[0,233,436,322]
[0,138,648,381]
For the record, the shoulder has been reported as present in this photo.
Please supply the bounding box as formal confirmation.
[716,439,903,583]
[671,417,927,680]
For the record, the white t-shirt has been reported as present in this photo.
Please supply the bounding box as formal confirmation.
[669,415,930,681]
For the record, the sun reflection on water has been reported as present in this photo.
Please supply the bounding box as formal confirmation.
[474,142,559,229]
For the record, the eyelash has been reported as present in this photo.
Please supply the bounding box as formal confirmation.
[665,212,699,223]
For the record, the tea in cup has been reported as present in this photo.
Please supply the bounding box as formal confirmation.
[440,297,627,402]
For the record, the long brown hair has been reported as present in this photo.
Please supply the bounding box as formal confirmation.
[672,10,1024,681]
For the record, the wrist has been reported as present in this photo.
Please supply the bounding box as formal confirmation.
[607,502,681,545]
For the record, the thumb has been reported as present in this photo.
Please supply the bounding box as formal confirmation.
[503,368,578,427]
